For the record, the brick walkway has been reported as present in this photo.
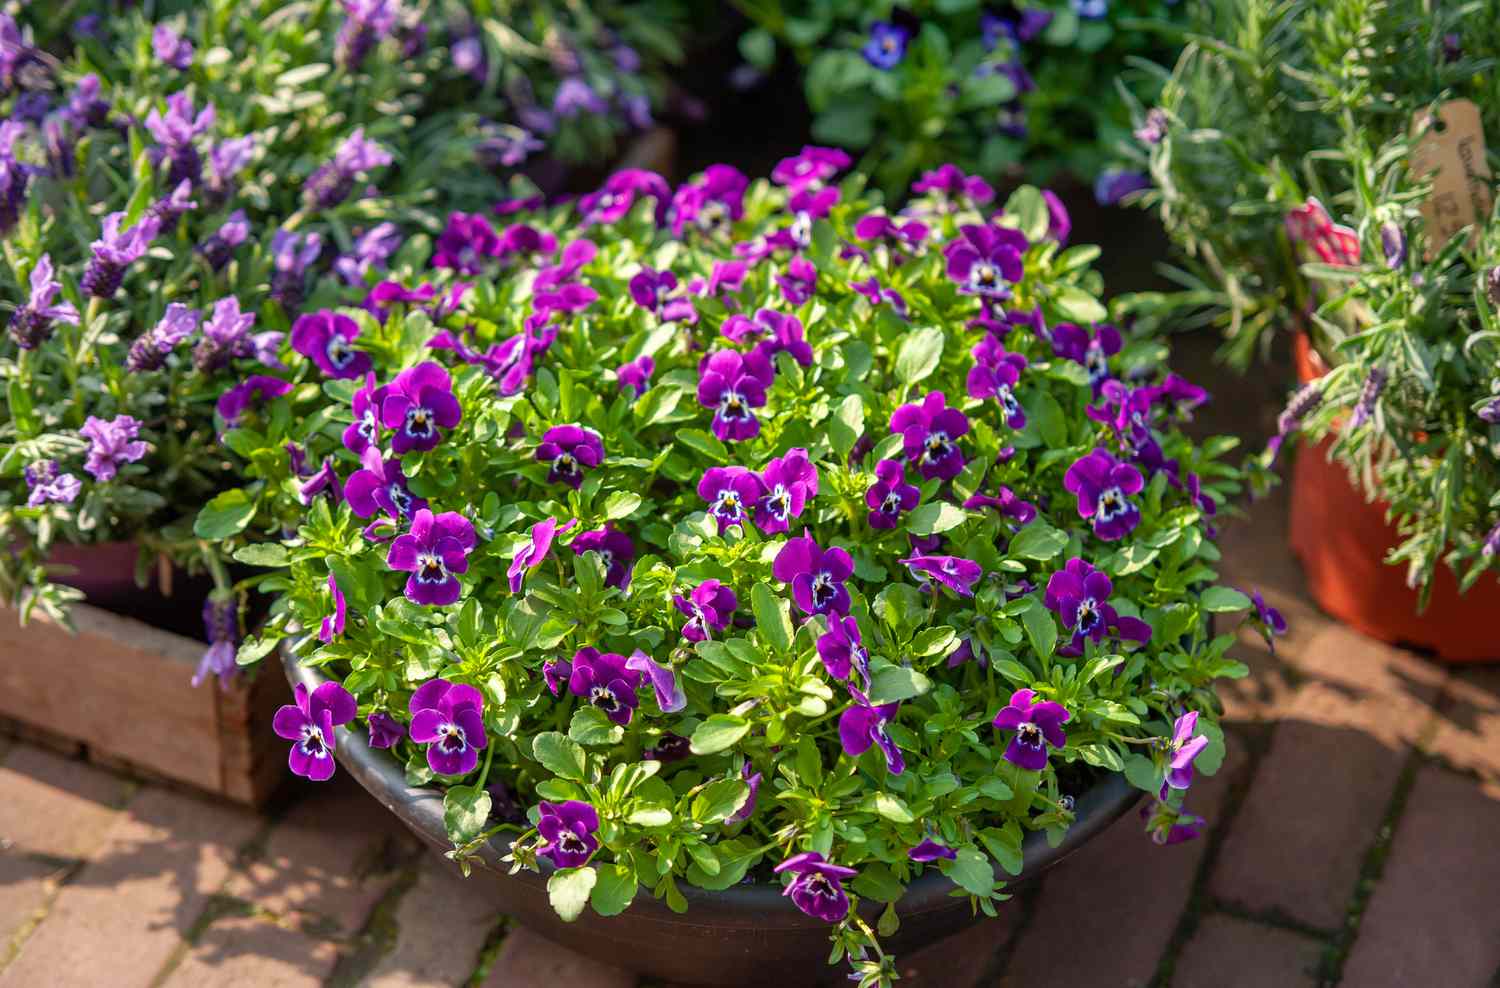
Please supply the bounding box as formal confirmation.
[3,362,1500,987]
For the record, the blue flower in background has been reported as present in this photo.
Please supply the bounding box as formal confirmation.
[862,22,909,70]
[1072,0,1110,19]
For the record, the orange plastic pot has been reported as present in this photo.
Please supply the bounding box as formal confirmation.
[1288,333,1500,663]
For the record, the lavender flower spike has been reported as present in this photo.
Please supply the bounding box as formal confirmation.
[80,415,149,481]
[81,212,160,299]
[8,254,78,349]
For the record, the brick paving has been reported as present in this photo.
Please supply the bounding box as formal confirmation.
[3,362,1500,987]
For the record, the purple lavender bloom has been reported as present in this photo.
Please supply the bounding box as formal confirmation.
[367,712,403,749]
[126,303,200,372]
[891,391,969,481]
[1044,558,1152,655]
[535,425,604,489]
[571,525,634,589]
[81,213,160,298]
[305,128,393,209]
[1163,710,1209,793]
[24,461,81,507]
[145,92,213,187]
[80,415,148,481]
[909,838,957,863]
[773,532,853,617]
[344,447,426,522]
[698,349,774,441]
[336,0,400,71]
[1094,168,1151,206]
[629,267,697,324]
[1051,322,1122,391]
[911,164,994,206]
[387,509,477,606]
[381,362,461,454]
[508,516,576,593]
[409,678,487,775]
[193,295,257,372]
[698,466,765,533]
[1134,108,1169,145]
[291,311,372,379]
[198,209,250,272]
[993,689,1069,771]
[617,355,655,397]
[1142,799,1207,846]
[269,229,323,311]
[152,24,194,69]
[945,224,1027,301]
[1265,383,1321,465]
[8,255,78,349]
[553,77,607,117]
[0,122,30,235]
[670,165,749,237]
[863,22,910,69]
[772,146,851,191]
[1063,449,1144,541]
[205,136,255,204]
[273,681,356,780]
[217,375,293,425]
[1248,589,1287,654]
[1380,223,1407,269]
[967,334,1028,428]
[817,614,869,684]
[866,459,919,529]
[568,648,645,726]
[775,852,857,923]
[334,222,402,284]
[754,447,818,534]
[319,573,347,644]
[963,483,1036,525]
[0,15,41,93]
[433,212,501,275]
[902,554,983,597]
[477,123,544,169]
[674,580,738,641]
[64,74,109,129]
[538,801,600,868]
[1349,366,1387,429]
[145,179,197,234]
[625,650,686,713]
[839,688,904,774]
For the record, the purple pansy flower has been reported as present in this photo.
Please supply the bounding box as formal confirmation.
[1044,558,1152,655]
[367,712,404,749]
[902,554,983,597]
[752,313,814,369]
[891,391,969,481]
[571,525,634,589]
[344,447,426,522]
[535,425,604,489]
[945,224,1027,300]
[629,267,697,324]
[967,333,1028,428]
[993,689,1069,771]
[625,650,686,713]
[433,212,501,275]
[217,375,293,425]
[387,509,476,606]
[963,483,1036,525]
[537,801,600,868]
[319,573,347,644]
[670,164,748,236]
[335,222,402,284]
[1163,710,1209,794]
[850,275,908,317]
[674,580,738,641]
[273,682,356,781]
[578,169,671,227]
[1051,322,1122,391]
[24,461,81,507]
[617,355,655,397]
[773,531,853,617]
[291,311,372,379]
[1249,589,1287,654]
[775,852,857,924]
[1142,799,1206,846]
[754,447,818,534]
[381,362,461,454]
[1094,168,1151,206]
[508,517,577,593]
[853,213,928,255]
[909,838,957,863]
[81,212,159,298]
[866,459,920,529]
[912,164,994,206]
[1043,189,1071,245]
[568,648,645,726]
[839,688,904,774]
[698,349,775,442]
[776,255,818,306]
[80,414,148,481]
[8,254,79,349]
[409,678,487,775]
[1063,449,1144,541]
[533,238,596,291]
[863,21,909,69]
[772,146,850,192]
[698,466,765,533]
[343,373,385,454]
[817,614,870,684]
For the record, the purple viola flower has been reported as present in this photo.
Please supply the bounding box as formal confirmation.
[866,459,919,529]
[571,525,635,589]
[335,222,402,284]
[537,801,600,868]
[508,516,577,593]
[775,852,857,923]
[839,688,904,774]
[629,267,696,324]
[578,169,672,227]
[772,146,851,192]
[773,532,853,617]
[853,213,928,255]
[409,678,487,776]
[318,573,347,644]
[1044,558,1152,655]
[568,648,645,726]
[1142,799,1206,846]
[1094,168,1151,206]
[1151,373,1209,421]
[273,681,357,781]
[9,254,79,349]
[152,24,194,70]
[863,21,910,69]
[81,212,160,299]
[553,77,607,117]
[381,362,461,454]
[817,614,869,684]
[341,373,384,454]
[674,580,738,641]
[698,466,765,533]
[967,333,1028,429]
[755,447,818,534]
[367,712,403,749]
[1248,589,1288,654]
[849,275,908,317]
[891,391,969,481]
[269,229,323,311]
[387,509,476,606]
[698,349,775,442]
[433,212,502,275]
[80,415,148,481]
[24,461,81,507]
[911,163,994,206]
[670,164,749,236]
[192,594,240,689]
[753,314,814,370]
[1163,710,1209,794]
[198,209,250,272]
[775,256,818,306]
[1064,449,1144,541]
[304,127,393,210]
[616,355,655,397]
[217,375,293,425]
[193,295,258,372]
[1051,322,1122,391]
[625,651,686,713]
[364,281,437,323]
[945,224,1027,300]
[535,425,604,489]
[909,838,957,863]
[993,688,1069,771]
[291,311,372,379]
[344,447,426,522]
[295,453,342,506]
[145,92,213,187]
[963,483,1036,525]
[902,554,983,597]
[496,223,558,260]
[1043,189,1071,245]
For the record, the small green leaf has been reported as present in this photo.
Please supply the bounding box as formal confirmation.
[894,327,945,386]
[569,707,625,746]
[941,847,995,896]
[906,501,967,536]
[1008,523,1067,561]
[867,665,932,704]
[829,394,866,461]
[1052,286,1107,324]
[547,866,597,922]
[231,543,288,567]
[1020,601,1058,660]
[751,582,794,653]
[1200,587,1253,612]
[590,863,638,917]
[1005,186,1050,243]
[443,785,492,844]
[691,778,751,824]
[602,490,642,520]
[690,715,750,755]
[194,488,258,539]
[870,792,914,823]
[533,732,589,781]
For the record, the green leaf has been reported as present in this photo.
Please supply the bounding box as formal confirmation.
[678,428,728,462]
[894,327,945,386]
[851,862,906,903]
[738,27,776,69]
[691,778,751,824]
[231,543,289,567]
[1005,186,1050,243]
[1020,601,1058,661]
[1052,286,1107,324]
[751,582,793,653]
[590,863,638,917]
[547,867,597,922]
[1008,523,1067,561]
[602,490,642,520]
[829,394,866,461]
[533,732,589,781]
[1200,587,1253,612]
[942,847,995,896]
[690,715,750,755]
[443,785,492,844]
[867,665,932,705]
[906,501,967,536]
[569,707,625,746]
[1123,754,1161,793]
[194,488,258,539]
[870,792,914,823]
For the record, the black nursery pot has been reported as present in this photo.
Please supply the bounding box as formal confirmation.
[283,651,1138,986]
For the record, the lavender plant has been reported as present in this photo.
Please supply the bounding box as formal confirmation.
[214,153,1272,982]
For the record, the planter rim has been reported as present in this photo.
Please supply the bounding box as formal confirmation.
[281,647,1140,924]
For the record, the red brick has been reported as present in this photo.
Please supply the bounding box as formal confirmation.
[366,860,501,987]
[1171,915,1324,987]
[899,913,1018,988]
[999,735,1245,988]
[2,786,259,988]
[225,775,415,934]
[159,916,340,988]
[0,855,64,959]
[479,925,635,988]
[0,745,132,859]
[1426,665,1500,792]
[1340,765,1500,987]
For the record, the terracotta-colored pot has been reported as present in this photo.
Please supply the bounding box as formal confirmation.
[1288,333,1500,662]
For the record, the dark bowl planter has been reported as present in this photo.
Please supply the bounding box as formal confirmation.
[283,649,1139,986]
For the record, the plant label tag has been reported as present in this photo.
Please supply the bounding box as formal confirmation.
[1410,99,1493,257]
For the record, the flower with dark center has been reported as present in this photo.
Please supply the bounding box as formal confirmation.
[862,21,910,70]
[674,580,738,641]
[535,425,605,489]
[344,447,426,524]
[409,678,487,775]
[387,509,476,606]
[839,687,904,774]
[698,349,775,442]
[273,682,356,781]
[1052,321,1122,392]
[753,447,818,534]
[891,391,969,481]
[944,224,1026,300]
[216,375,293,426]
[291,311,372,379]
[537,801,600,868]
[698,466,766,533]
[967,332,1028,428]
[773,531,853,617]
[865,458,919,530]
[1044,558,1152,656]
[571,525,635,589]
[567,648,645,726]
[1063,449,1143,541]
[381,362,461,454]
[993,689,1069,771]
[433,212,502,275]
[775,852,857,923]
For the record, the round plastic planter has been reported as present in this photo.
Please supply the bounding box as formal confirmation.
[1289,333,1500,663]
[282,650,1139,986]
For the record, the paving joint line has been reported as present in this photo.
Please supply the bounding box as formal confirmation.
[975,865,1044,984]
[463,914,515,987]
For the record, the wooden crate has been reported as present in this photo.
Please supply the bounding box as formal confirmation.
[0,601,289,806]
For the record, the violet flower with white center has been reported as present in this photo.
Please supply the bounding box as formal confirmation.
[616,355,655,397]
[909,838,957,862]
[568,648,645,726]
[269,229,322,311]
[507,516,577,593]
[993,688,1069,771]
[862,21,910,70]
[967,333,1028,428]
[152,24,194,69]
[891,391,969,480]
[578,169,672,227]
[629,267,697,324]
[537,801,600,868]
[217,375,293,426]
[336,0,400,71]
[344,446,426,522]
[409,678,487,775]
[318,573,347,644]
[387,509,476,606]
[273,681,356,781]
[670,164,749,237]
[911,163,994,207]
[381,362,461,454]
[839,687,904,774]
[572,525,635,589]
[291,311,372,379]
[1094,168,1151,206]
[945,224,1026,301]
[535,425,604,489]
[79,415,148,481]
[1063,449,1144,541]
[698,466,765,533]
[1051,321,1121,392]
[24,461,81,507]
[192,295,257,372]
[775,852,857,923]
[772,146,850,192]
[902,554,983,597]
[8,254,78,349]
[774,531,853,617]
[334,222,402,284]
[754,447,818,533]
[850,275,908,316]
[698,349,775,441]
[817,614,870,684]
[865,458,919,529]
[674,580,738,641]
[775,255,818,306]
[1044,557,1152,656]
[367,712,403,749]
[433,212,501,274]
[81,212,160,299]
[125,302,200,372]
[305,128,393,209]
[198,209,250,272]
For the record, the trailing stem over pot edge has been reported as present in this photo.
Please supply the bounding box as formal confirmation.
[216,153,1277,985]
